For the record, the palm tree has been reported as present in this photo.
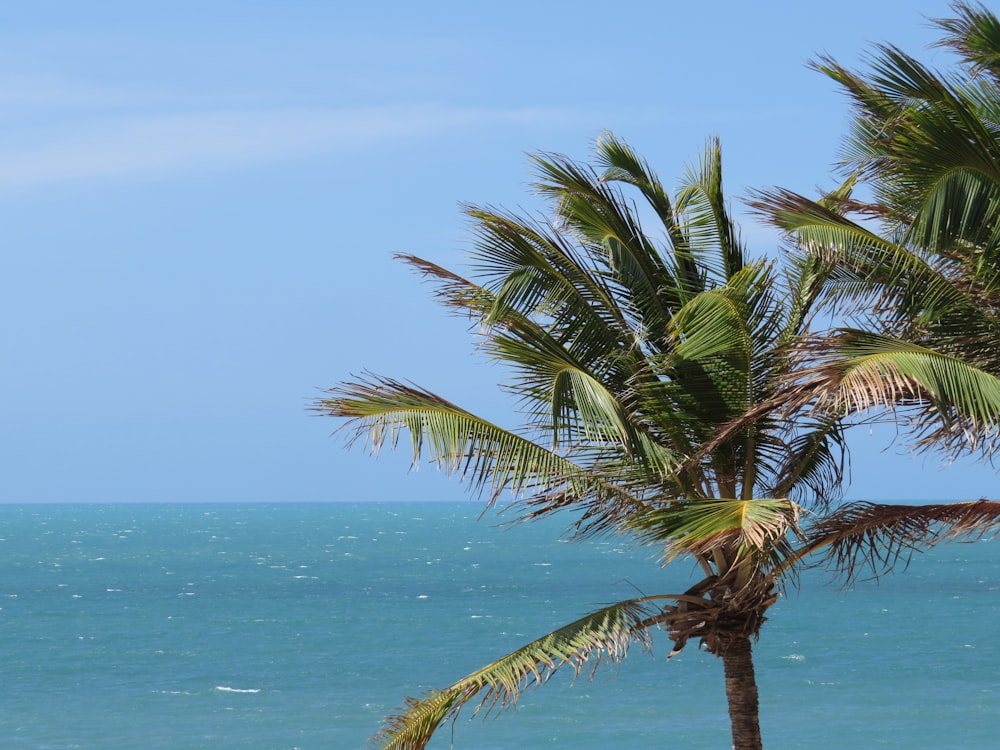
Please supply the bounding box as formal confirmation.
[751,2,1000,457]
[317,134,1000,750]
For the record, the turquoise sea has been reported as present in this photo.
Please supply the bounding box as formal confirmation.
[0,502,996,749]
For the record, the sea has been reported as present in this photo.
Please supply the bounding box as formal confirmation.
[0,502,996,749]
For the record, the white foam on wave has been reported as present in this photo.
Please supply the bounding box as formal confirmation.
[215,686,260,694]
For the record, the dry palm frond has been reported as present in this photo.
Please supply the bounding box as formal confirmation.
[654,573,780,657]
[803,499,1000,583]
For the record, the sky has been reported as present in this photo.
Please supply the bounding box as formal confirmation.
[2,0,997,504]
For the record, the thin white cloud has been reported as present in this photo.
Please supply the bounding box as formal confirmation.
[0,105,568,188]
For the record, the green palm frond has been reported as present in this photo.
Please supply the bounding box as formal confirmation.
[781,249,834,340]
[672,263,784,363]
[370,597,668,750]
[675,138,745,282]
[316,373,648,512]
[593,132,707,302]
[751,187,892,255]
[397,249,659,458]
[399,247,630,378]
[530,149,680,336]
[462,205,633,343]
[751,187,977,326]
[794,331,1000,435]
[814,21,1000,253]
[682,329,1000,485]
[671,283,754,367]
[934,2,1000,82]
[486,323,637,448]
[801,499,1000,583]
[908,161,1000,253]
[665,263,787,449]
[594,132,679,239]
[625,497,800,573]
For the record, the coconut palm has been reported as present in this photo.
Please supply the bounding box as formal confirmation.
[317,134,1000,750]
[750,2,1000,456]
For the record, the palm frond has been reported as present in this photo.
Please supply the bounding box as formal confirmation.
[671,284,754,368]
[666,263,787,446]
[530,150,677,335]
[675,138,745,282]
[593,131,678,237]
[315,373,648,513]
[594,132,704,301]
[462,205,634,344]
[780,248,834,340]
[395,253,491,319]
[802,499,1000,583]
[751,187,977,326]
[794,331,1000,439]
[485,322,637,449]
[625,497,800,573]
[674,263,784,361]
[687,328,1000,482]
[934,2,1000,83]
[908,165,1000,254]
[815,28,1000,246]
[370,597,668,750]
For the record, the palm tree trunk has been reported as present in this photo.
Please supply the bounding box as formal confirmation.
[721,636,762,750]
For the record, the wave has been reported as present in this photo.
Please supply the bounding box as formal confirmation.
[215,686,260,694]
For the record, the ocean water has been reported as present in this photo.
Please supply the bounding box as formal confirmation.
[0,502,996,749]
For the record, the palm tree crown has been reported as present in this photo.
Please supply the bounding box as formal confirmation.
[318,132,1000,750]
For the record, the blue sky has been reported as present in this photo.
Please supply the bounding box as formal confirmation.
[2,1,995,503]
